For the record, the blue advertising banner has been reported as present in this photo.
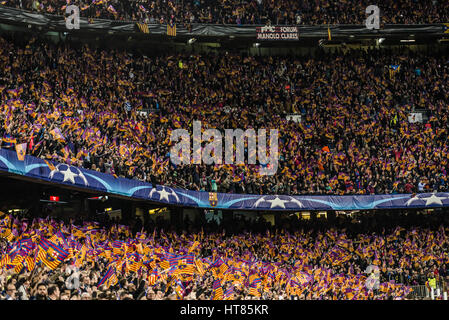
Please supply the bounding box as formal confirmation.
[1,147,449,211]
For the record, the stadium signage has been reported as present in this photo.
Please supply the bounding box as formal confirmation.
[256,26,299,41]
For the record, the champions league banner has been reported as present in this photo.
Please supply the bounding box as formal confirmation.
[1,148,449,211]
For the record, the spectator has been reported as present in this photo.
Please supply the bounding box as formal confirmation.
[48,285,60,300]
[32,283,48,300]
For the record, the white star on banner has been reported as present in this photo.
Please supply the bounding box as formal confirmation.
[424,193,448,206]
[158,188,170,202]
[60,168,77,184]
[406,193,449,206]
[266,197,289,209]
[149,187,180,203]
[252,196,303,209]
[48,164,88,186]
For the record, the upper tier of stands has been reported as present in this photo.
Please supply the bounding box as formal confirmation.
[1,0,448,25]
[1,36,448,195]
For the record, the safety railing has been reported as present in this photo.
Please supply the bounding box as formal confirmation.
[408,283,448,300]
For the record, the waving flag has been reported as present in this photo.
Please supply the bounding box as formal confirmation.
[195,258,205,275]
[211,257,228,274]
[188,241,200,253]
[98,266,118,288]
[119,145,129,157]
[107,5,118,16]
[212,279,223,300]
[248,272,261,284]
[6,88,18,97]
[0,228,14,241]
[2,134,16,147]
[50,128,66,142]
[174,254,195,275]
[137,23,149,34]
[0,255,11,268]
[296,271,313,285]
[15,143,27,161]
[112,240,124,255]
[12,255,25,273]
[128,260,142,273]
[389,65,400,79]
[24,255,36,272]
[444,23,449,33]
[249,281,261,297]
[148,268,158,285]
[224,285,234,300]
[16,238,34,252]
[37,237,69,270]
[175,279,185,299]
[167,22,176,37]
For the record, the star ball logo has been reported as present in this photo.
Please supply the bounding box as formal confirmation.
[149,186,180,203]
[49,163,88,185]
[252,195,303,209]
[169,121,279,176]
[406,192,449,206]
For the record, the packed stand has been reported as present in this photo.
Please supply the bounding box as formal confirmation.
[1,209,449,300]
[1,0,448,25]
[1,36,449,195]
[2,36,449,195]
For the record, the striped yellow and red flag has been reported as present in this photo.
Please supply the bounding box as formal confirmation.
[0,255,11,268]
[212,279,224,300]
[160,260,170,270]
[128,260,142,273]
[137,22,149,34]
[13,256,25,273]
[167,22,176,36]
[24,256,35,272]
[0,229,14,242]
[195,258,205,275]
[219,262,229,275]
[75,245,87,268]
[188,241,200,253]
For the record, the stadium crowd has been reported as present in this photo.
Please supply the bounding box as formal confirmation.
[1,35,449,195]
[0,209,448,300]
[1,0,448,25]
